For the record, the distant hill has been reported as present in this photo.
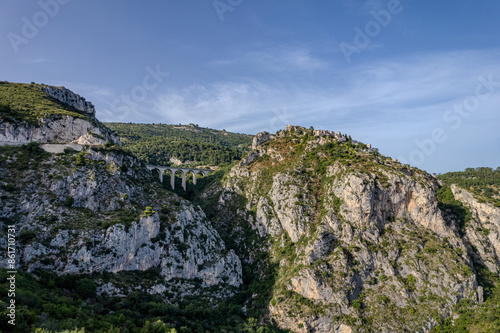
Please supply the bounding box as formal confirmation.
[437,167,500,207]
[105,122,253,167]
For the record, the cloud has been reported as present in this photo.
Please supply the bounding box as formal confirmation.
[144,49,500,172]
[26,58,50,64]
[342,0,387,14]
[211,44,330,73]
[94,48,500,171]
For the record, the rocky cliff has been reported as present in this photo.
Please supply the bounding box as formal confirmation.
[451,184,500,273]
[0,115,121,146]
[2,88,498,332]
[0,83,244,303]
[0,82,120,146]
[198,126,495,333]
[42,86,96,116]
[0,144,241,299]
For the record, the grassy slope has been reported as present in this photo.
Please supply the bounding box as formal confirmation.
[0,81,89,124]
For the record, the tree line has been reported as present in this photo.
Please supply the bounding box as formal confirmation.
[437,166,500,205]
[105,123,253,166]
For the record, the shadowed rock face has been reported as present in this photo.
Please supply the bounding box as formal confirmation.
[452,184,500,273]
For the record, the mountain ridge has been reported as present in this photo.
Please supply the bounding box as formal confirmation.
[1,82,499,332]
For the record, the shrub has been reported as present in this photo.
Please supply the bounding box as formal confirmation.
[142,206,155,217]
[1,182,15,192]
[76,278,97,299]
[405,274,416,292]
[75,151,86,166]
[65,196,75,207]
[20,229,37,243]
[352,300,361,310]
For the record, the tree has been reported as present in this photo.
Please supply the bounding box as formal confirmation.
[75,151,86,166]
[76,278,97,299]
[140,320,176,333]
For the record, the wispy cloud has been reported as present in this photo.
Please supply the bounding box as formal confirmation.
[25,58,50,64]
[342,0,387,14]
[143,49,500,172]
[212,44,330,73]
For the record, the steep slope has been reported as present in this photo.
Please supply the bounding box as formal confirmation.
[0,84,258,332]
[451,185,500,273]
[197,126,490,333]
[0,82,120,146]
[0,144,241,291]
[437,167,500,207]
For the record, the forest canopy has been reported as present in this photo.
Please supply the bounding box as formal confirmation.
[105,123,253,167]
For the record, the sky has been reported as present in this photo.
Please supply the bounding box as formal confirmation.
[0,0,499,174]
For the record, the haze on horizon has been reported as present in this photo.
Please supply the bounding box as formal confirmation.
[0,0,499,174]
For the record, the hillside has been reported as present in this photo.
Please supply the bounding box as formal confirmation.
[0,83,283,332]
[191,126,500,332]
[0,81,92,124]
[2,83,500,332]
[0,81,120,146]
[105,122,253,167]
[0,142,290,332]
[437,167,500,207]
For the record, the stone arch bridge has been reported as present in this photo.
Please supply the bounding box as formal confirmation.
[146,165,213,191]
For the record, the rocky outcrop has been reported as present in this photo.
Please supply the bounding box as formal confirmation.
[0,115,121,146]
[42,86,96,116]
[452,184,500,272]
[215,131,482,332]
[0,84,120,146]
[0,146,242,299]
[23,209,242,288]
[252,131,274,150]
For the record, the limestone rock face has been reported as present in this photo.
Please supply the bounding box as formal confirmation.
[0,85,120,146]
[252,131,274,150]
[23,209,241,288]
[215,133,484,332]
[0,115,121,146]
[0,147,242,299]
[452,184,500,272]
[42,86,96,116]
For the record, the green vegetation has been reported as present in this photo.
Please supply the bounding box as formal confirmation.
[0,140,287,332]
[0,81,90,124]
[0,269,289,333]
[436,185,472,235]
[438,167,500,207]
[105,122,252,166]
[0,142,51,171]
[432,265,500,332]
[141,206,156,217]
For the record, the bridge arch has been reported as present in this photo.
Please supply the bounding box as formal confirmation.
[146,165,212,191]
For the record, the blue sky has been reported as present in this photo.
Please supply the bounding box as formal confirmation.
[1,0,499,173]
